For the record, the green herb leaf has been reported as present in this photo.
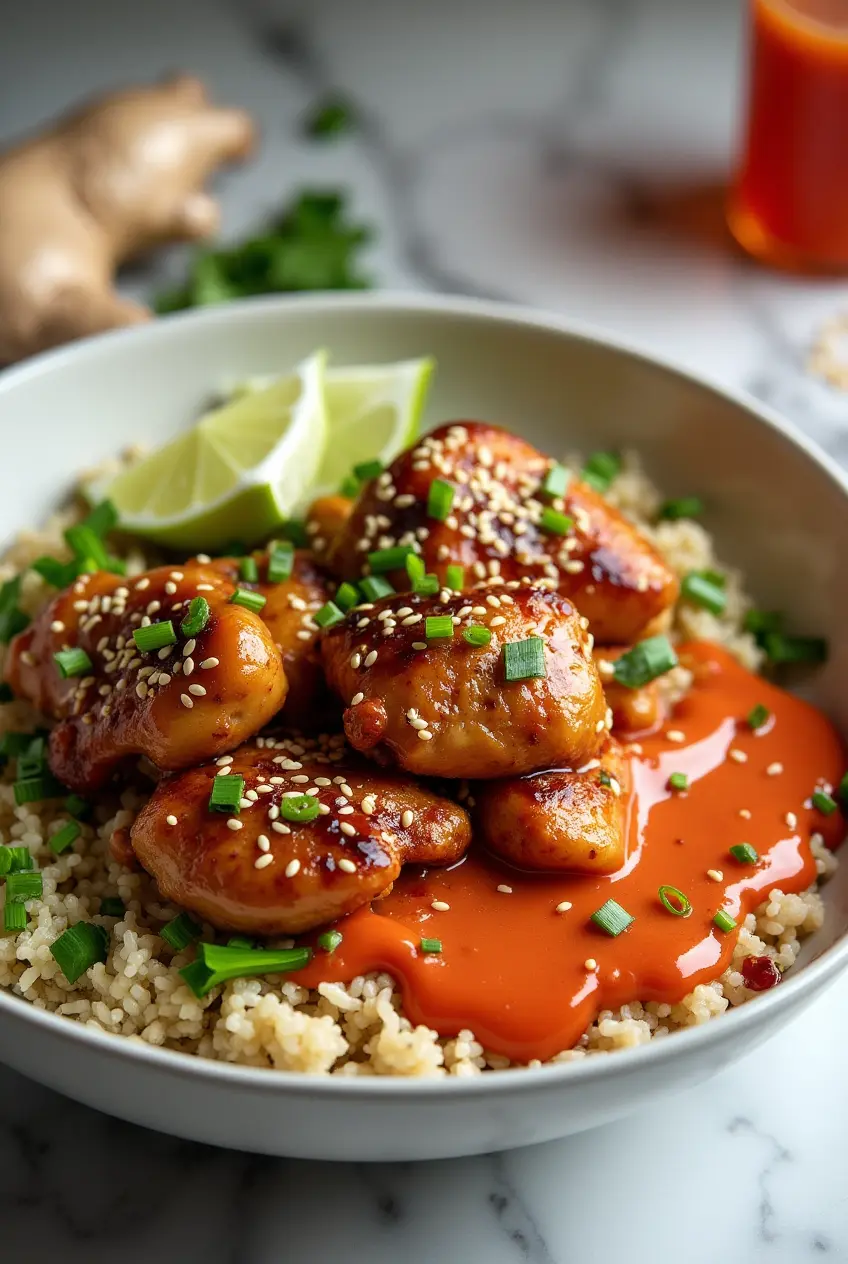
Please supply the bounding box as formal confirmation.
[304,97,356,140]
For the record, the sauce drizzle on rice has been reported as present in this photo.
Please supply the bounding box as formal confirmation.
[296,642,845,1062]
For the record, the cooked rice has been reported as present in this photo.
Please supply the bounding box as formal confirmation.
[0,454,837,1076]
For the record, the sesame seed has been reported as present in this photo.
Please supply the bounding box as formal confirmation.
[255,854,274,869]
[271,821,290,834]
[216,755,234,765]
[180,694,194,709]
[666,730,686,743]
[431,900,451,912]
[412,641,427,650]
[183,639,196,656]
[401,613,422,626]
[337,805,354,816]
[50,620,65,633]
[285,859,301,878]
[165,582,177,595]
[707,869,723,882]
[340,822,357,837]
[417,729,434,741]
[497,884,513,894]
[134,577,151,591]
[595,719,605,733]
[350,692,365,707]
[785,812,798,829]
[490,615,506,627]
[555,901,572,913]
[166,814,178,826]
[227,818,243,831]
[296,630,312,641]
[197,584,214,592]
[291,775,309,784]
[136,682,149,699]
[739,808,752,819]
[364,650,378,667]
[401,809,414,828]
[200,658,219,670]
[361,796,376,815]
[245,790,258,802]
[584,958,598,971]
[314,777,332,787]
[350,652,362,669]
[188,684,206,696]
[257,835,271,852]
[183,658,194,676]
[729,749,747,763]
[157,646,173,660]
[338,858,357,874]
[766,762,784,776]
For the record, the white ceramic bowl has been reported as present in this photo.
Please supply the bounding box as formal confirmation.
[0,294,846,1161]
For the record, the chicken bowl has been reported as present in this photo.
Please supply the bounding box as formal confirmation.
[0,293,846,1160]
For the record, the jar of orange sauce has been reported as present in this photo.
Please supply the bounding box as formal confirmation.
[728,0,848,271]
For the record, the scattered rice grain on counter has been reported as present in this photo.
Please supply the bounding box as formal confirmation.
[0,458,836,1076]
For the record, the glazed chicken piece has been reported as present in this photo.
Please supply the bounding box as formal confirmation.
[305,494,354,562]
[475,741,631,874]
[321,582,608,780]
[130,738,472,934]
[5,562,287,793]
[594,646,663,735]
[211,549,338,730]
[328,421,678,644]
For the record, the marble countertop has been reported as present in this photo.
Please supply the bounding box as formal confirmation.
[1,0,847,1259]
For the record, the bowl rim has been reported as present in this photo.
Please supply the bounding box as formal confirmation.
[0,289,846,1100]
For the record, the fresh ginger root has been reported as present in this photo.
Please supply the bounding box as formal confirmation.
[0,74,256,365]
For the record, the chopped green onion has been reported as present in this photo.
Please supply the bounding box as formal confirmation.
[463,625,492,648]
[368,546,415,574]
[539,507,573,536]
[279,519,309,548]
[50,922,109,982]
[7,846,32,872]
[427,478,455,521]
[49,821,81,855]
[0,576,28,643]
[239,556,259,583]
[812,789,838,816]
[100,897,125,918]
[31,556,76,587]
[359,575,395,601]
[64,523,110,572]
[668,772,688,791]
[612,636,678,689]
[82,498,119,537]
[314,601,345,630]
[763,632,827,665]
[305,97,355,139]
[839,771,848,804]
[405,553,426,587]
[599,769,612,788]
[161,912,202,951]
[658,885,692,917]
[208,774,245,814]
[413,574,440,597]
[6,870,43,903]
[0,848,10,877]
[590,898,634,937]
[180,597,210,639]
[541,463,570,500]
[339,473,361,498]
[279,794,320,823]
[0,732,33,758]
[502,636,546,682]
[581,451,621,492]
[681,571,727,616]
[658,496,703,521]
[425,615,454,640]
[3,902,26,933]
[14,775,62,806]
[230,588,267,614]
[419,937,442,954]
[226,935,256,950]
[729,843,759,864]
[747,704,770,730]
[267,540,295,584]
[335,582,360,611]
[53,647,93,678]
[179,942,312,998]
[445,564,465,591]
[64,793,89,819]
[0,683,14,704]
[743,609,783,639]
[132,620,177,653]
[713,909,737,934]
[353,458,383,482]
[318,929,343,952]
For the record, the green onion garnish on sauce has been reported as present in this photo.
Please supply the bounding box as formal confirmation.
[6,846,32,872]
[839,771,848,804]
[339,474,360,499]
[763,632,828,665]
[581,451,621,492]
[812,789,838,816]
[353,458,383,482]
[744,608,783,640]
[414,574,440,597]
[368,546,415,574]
[425,615,454,640]
[335,582,360,611]
[64,794,89,819]
[180,597,210,639]
[132,620,177,653]
[3,902,26,933]
[313,601,345,630]
[230,588,266,614]
[502,636,545,681]
[279,794,320,823]
[747,704,770,731]
[359,575,395,602]
[49,821,80,855]
[681,571,727,616]
[318,929,343,953]
[50,922,109,982]
[590,898,634,937]
[445,564,465,591]
[267,540,295,584]
[426,478,455,522]
[463,625,492,648]
[0,732,33,758]
[161,912,202,951]
[658,885,692,917]
[713,909,737,934]
[14,775,61,806]
[612,636,678,689]
[208,774,245,814]
[539,507,573,537]
[729,843,759,865]
[668,772,688,792]
[405,553,426,587]
[419,937,442,954]
[180,942,312,998]
[227,935,256,950]
[99,897,125,918]
[6,870,43,903]
[239,556,259,583]
[53,647,93,679]
[541,463,570,500]
[658,496,703,521]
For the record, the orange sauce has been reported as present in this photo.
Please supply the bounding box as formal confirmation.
[296,643,845,1062]
[729,0,848,270]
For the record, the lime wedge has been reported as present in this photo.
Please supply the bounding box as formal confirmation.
[297,357,434,508]
[96,351,327,552]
